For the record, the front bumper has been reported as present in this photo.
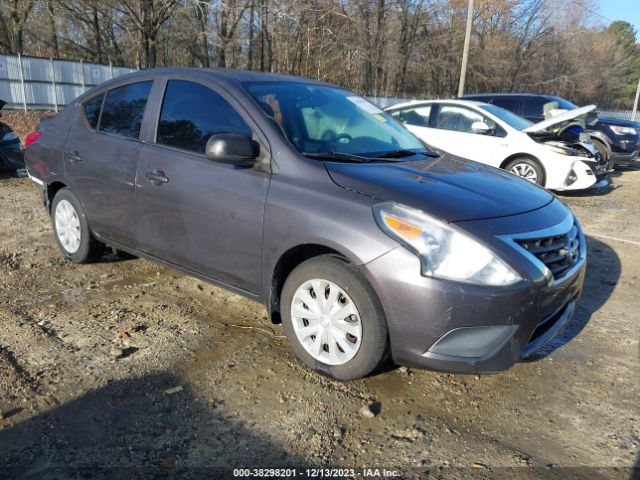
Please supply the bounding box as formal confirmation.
[609,149,638,165]
[361,205,586,374]
[546,159,597,192]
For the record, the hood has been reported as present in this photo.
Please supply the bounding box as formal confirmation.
[325,154,553,223]
[523,105,596,133]
[597,116,640,129]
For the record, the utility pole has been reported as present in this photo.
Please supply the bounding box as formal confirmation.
[632,75,640,121]
[457,0,474,98]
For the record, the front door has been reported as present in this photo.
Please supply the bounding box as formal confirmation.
[429,103,504,167]
[135,79,270,293]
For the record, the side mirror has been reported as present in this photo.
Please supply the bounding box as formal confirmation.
[205,133,260,165]
[471,121,492,134]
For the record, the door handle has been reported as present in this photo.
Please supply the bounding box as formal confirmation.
[66,151,83,163]
[145,170,169,186]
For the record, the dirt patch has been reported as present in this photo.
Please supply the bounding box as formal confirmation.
[0,168,638,477]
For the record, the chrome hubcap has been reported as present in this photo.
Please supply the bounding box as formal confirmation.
[509,163,538,183]
[290,278,362,366]
[54,199,81,254]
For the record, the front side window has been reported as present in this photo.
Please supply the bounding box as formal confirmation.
[389,104,432,127]
[99,81,153,139]
[435,105,496,134]
[83,93,104,129]
[244,82,425,158]
[521,98,547,119]
[490,97,519,114]
[156,80,252,154]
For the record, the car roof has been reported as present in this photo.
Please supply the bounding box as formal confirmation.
[384,99,488,110]
[98,67,325,87]
[74,67,330,104]
[462,93,553,99]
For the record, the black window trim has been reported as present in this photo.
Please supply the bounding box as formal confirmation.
[93,80,154,142]
[80,92,106,132]
[150,76,259,159]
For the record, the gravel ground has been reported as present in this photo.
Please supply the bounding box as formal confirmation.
[0,167,638,479]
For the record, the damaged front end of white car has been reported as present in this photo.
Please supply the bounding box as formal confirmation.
[524,105,610,190]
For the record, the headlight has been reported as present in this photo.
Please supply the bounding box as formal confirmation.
[373,203,522,286]
[610,125,636,135]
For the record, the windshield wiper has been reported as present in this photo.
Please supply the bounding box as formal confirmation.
[303,152,371,163]
[376,149,440,159]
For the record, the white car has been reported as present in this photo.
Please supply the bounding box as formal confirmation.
[385,99,607,191]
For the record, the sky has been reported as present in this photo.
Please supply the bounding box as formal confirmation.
[598,0,640,35]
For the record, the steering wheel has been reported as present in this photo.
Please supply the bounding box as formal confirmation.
[333,133,352,144]
[322,133,353,151]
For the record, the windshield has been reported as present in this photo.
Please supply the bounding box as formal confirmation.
[243,82,427,159]
[549,96,578,111]
[478,104,533,131]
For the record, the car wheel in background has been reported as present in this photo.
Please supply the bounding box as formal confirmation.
[51,188,104,263]
[592,139,609,164]
[505,157,545,186]
[281,255,389,380]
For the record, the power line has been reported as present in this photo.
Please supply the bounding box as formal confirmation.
[571,0,615,24]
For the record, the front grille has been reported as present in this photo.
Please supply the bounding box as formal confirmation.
[516,223,580,279]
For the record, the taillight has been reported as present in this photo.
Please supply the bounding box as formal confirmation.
[24,131,42,149]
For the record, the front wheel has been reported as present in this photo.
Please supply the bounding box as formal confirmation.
[51,188,104,263]
[505,157,545,186]
[281,255,389,380]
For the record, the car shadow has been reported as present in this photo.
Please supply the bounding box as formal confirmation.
[556,180,617,197]
[0,170,23,180]
[524,235,621,360]
[0,373,307,478]
[611,161,640,175]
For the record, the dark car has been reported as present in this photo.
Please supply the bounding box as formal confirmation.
[25,68,586,380]
[0,100,25,174]
[461,93,640,168]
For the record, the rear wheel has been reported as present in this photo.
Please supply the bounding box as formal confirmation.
[505,157,545,186]
[51,188,104,263]
[281,255,389,380]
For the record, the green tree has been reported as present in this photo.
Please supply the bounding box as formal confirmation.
[606,20,640,108]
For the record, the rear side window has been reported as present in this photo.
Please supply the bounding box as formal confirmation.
[156,80,252,154]
[521,98,547,120]
[83,94,104,129]
[99,81,153,139]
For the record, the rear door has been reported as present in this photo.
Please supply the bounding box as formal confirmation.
[64,80,153,246]
[135,78,270,293]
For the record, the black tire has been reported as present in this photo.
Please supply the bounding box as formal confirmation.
[281,255,389,380]
[51,188,104,263]
[504,157,545,186]
[592,139,609,164]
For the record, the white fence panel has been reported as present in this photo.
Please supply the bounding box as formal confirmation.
[0,54,136,111]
